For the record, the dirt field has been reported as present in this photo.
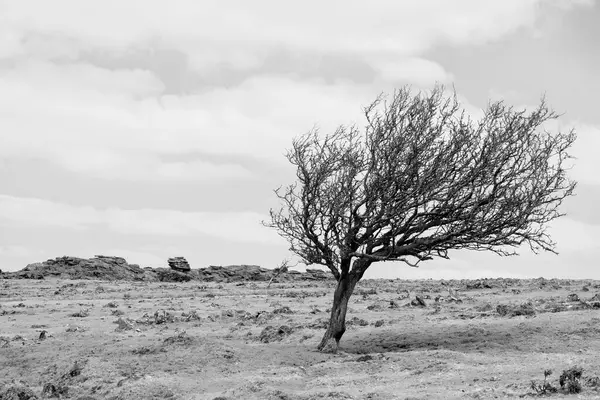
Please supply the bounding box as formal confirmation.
[2,277,600,399]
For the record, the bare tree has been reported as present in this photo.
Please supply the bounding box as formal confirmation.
[265,85,576,353]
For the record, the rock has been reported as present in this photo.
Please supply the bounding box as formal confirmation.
[1,257,334,283]
[465,279,494,289]
[200,265,273,283]
[0,385,39,400]
[167,257,191,272]
[259,325,293,343]
[273,306,294,314]
[347,317,369,327]
[163,331,195,346]
[567,293,580,302]
[152,310,176,324]
[412,295,427,307]
[367,303,384,311]
[114,318,134,331]
[0,256,145,281]
[65,360,85,378]
[154,269,192,282]
[41,382,69,398]
[305,269,330,280]
[497,302,536,317]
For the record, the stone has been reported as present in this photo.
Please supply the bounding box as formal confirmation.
[41,382,69,398]
[567,293,580,302]
[0,385,39,400]
[168,257,191,272]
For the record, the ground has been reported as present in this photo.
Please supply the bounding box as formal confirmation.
[1,277,600,399]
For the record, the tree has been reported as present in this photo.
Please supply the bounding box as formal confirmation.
[265,85,577,353]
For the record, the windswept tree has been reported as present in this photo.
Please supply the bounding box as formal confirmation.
[265,85,576,353]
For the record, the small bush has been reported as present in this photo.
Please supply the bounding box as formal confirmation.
[530,369,557,395]
[560,366,583,394]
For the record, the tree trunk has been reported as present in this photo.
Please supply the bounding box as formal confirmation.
[317,272,359,353]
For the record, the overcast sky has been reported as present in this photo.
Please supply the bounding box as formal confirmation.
[1,0,599,279]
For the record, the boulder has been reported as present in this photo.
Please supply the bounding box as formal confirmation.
[168,257,191,272]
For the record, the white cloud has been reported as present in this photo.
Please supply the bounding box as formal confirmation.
[0,64,374,179]
[0,0,584,59]
[0,0,589,182]
[0,195,282,244]
[0,195,101,230]
[373,58,453,86]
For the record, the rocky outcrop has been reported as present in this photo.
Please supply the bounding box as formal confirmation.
[197,265,268,282]
[1,256,147,281]
[0,256,335,283]
[168,257,191,272]
[154,268,193,282]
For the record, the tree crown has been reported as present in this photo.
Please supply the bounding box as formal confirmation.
[266,86,577,280]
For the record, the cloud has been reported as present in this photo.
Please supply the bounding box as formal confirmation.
[0,195,100,230]
[1,0,586,59]
[373,58,453,86]
[0,0,589,182]
[0,62,376,179]
[0,195,282,244]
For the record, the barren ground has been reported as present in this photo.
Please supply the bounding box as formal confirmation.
[2,277,600,399]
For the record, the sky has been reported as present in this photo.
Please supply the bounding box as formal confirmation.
[1,0,599,279]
